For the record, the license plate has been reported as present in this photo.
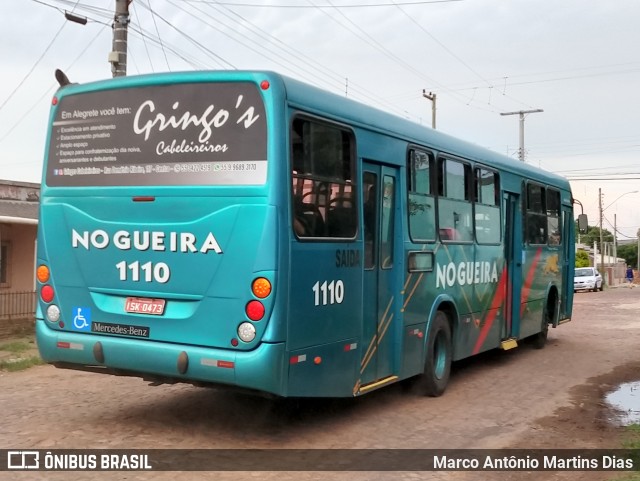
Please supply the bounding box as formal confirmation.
[125,297,166,315]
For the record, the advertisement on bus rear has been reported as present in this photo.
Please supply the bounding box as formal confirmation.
[46,82,267,186]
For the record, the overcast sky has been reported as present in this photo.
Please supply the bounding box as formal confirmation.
[2,0,640,238]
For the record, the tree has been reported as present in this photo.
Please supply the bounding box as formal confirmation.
[574,221,613,251]
[617,243,638,269]
[575,249,590,267]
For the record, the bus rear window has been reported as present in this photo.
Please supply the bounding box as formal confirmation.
[46,82,267,187]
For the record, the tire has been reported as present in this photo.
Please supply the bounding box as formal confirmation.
[418,311,452,397]
[532,305,551,349]
[599,283,604,292]
[532,320,548,349]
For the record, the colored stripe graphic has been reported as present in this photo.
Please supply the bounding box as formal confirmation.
[520,247,543,317]
[472,267,508,355]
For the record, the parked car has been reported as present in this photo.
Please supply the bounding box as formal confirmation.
[574,267,603,292]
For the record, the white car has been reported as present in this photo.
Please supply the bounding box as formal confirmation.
[574,267,603,292]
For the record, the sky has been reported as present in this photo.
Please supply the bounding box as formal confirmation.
[1,0,640,238]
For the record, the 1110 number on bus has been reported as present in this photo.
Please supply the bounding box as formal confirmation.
[312,280,345,306]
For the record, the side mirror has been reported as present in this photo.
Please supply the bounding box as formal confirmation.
[577,213,588,233]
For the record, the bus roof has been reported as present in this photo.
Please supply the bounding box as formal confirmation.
[279,73,570,191]
[51,69,570,191]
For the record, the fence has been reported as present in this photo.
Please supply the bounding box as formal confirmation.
[0,290,36,338]
[0,290,36,320]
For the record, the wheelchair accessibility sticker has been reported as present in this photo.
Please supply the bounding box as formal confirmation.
[72,307,91,331]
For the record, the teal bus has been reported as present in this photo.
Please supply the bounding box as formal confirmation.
[36,71,575,397]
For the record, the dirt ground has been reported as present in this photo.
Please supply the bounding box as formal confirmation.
[0,286,638,481]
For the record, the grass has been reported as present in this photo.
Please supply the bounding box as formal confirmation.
[0,356,44,372]
[622,424,640,449]
[612,424,640,481]
[0,336,42,372]
[0,340,32,354]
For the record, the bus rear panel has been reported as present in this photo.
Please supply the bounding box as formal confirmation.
[36,73,292,396]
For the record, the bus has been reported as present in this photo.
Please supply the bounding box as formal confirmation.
[36,70,576,398]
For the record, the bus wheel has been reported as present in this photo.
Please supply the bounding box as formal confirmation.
[532,309,550,349]
[419,311,452,397]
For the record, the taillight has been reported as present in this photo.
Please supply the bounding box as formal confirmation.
[37,265,50,283]
[41,285,54,303]
[38,264,60,322]
[247,277,271,320]
[235,277,272,345]
[46,304,61,323]
[252,277,271,298]
[237,322,256,342]
[246,300,265,321]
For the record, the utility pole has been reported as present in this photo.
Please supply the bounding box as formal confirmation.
[500,109,543,161]
[109,0,130,77]
[599,187,604,281]
[422,90,436,129]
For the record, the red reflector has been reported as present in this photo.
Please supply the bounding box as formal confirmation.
[260,80,270,90]
[132,196,155,202]
[289,354,307,364]
[246,300,265,321]
[52,96,58,105]
[41,285,54,303]
[57,341,70,349]
[217,360,235,369]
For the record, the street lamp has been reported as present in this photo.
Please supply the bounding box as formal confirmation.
[64,11,87,25]
[602,190,639,212]
[599,189,639,284]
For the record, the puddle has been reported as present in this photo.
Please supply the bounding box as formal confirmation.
[605,381,640,426]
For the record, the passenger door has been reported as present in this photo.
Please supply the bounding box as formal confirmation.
[360,161,400,386]
[503,191,523,338]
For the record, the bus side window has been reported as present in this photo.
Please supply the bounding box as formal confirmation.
[525,183,548,245]
[474,168,501,244]
[327,198,355,237]
[438,157,472,242]
[294,194,325,237]
[407,149,436,242]
[546,189,561,245]
[291,117,356,239]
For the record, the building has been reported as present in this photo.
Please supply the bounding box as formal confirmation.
[576,242,627,285]
[0,180,39,336]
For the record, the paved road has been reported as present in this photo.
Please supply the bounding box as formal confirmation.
[1,287,639,481]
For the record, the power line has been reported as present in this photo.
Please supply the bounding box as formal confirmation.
[131,3,155,72]
[145,0,171,71]
[555,163,640,174]
[434,63,640,96]
[174,0,465,7]
[136,2,236,69]
[307,0,464,105]
[127,24,210,69]
[0,21,108,147]
[181,0,413,117]
[390,0,534,112]
[35,0,113,21]
[567,177,640,181]
[0,18,67,113]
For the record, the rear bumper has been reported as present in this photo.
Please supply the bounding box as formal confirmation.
[36,319,287,396]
